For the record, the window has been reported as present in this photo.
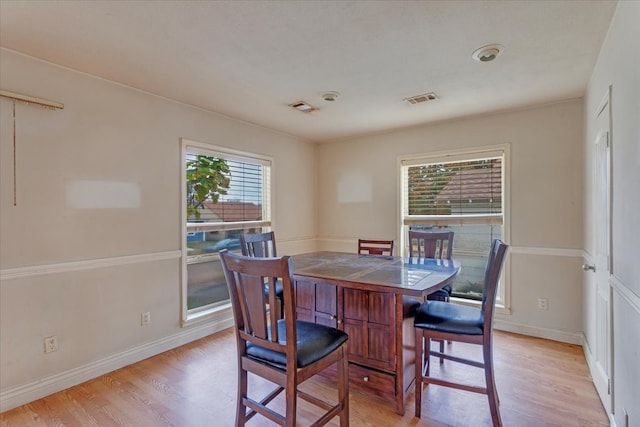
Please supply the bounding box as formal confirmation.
[181,139,272,320]
[400,146,508,304]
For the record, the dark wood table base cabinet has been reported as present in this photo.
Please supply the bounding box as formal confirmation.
[295,278,338,327]
[292,252,460,415]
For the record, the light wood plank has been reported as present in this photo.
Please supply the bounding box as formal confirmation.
[0,330,607,426]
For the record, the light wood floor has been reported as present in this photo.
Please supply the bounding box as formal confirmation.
[1,329,607,427]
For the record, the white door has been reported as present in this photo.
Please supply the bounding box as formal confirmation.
[592,91,612,414]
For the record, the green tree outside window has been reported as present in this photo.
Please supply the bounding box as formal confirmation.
[186,155,231,219]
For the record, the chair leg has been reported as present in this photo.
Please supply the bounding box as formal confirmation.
[436,295,449,362]
[446,296,453,347]
[414,329,423,418]
[236,367,248,426]
[483,339,502,427]
[338,347,350,426]
[285,380,297,427]
[425,336,432,377]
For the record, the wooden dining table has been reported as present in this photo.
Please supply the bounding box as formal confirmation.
[291,251,460,415]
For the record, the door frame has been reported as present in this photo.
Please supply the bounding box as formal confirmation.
[590,86,614,414]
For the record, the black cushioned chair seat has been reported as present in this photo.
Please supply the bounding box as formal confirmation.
[426,289,450,302]
[402,296,421,318]
[247,320,348,369]
[414,300,484,335]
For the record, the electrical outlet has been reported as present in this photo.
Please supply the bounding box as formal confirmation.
[538,298,548,310]
[44,336,58,353]
[141,311,151,326]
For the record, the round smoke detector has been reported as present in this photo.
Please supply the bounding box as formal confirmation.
[321,91,340,101]
[472,44,504,62]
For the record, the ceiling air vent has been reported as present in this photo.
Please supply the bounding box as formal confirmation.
[404,92,439,104]
[289,101,317,113]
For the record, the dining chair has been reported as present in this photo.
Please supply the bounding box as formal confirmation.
[407,230,455,301]
[240,231,284,318]
[413,239,508,426]
[240,231,277,257]
[357,239,394,256]
[407,230,455,357]
[357,238,422,324]
[220,250,350,427]
[408,230,454,260]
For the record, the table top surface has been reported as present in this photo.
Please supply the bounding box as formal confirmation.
[291,251,460,296]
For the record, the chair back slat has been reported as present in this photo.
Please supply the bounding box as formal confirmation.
[358,239,394,256]
[264,276,281,334]
[220,250,293,350]
[240,231,277,258]
[408,230,454,259]
[241,274,270,339]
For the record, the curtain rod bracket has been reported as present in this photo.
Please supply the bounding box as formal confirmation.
[0,89,64,110]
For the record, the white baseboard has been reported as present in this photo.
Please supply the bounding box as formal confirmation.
[609,414,618,427]
[0,312,233,412]
[494,319,582,345]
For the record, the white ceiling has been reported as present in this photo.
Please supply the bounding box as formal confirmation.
[0,1,616,143]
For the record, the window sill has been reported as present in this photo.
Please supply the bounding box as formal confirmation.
[182,301,232,327]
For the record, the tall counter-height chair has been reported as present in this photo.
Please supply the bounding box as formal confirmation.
[407,230,455,301]
[240,231,284,318]
[240,231,277,257]
[413,239,508,426]
[407,230,456,358]
[408,230,454,259]
[358,238,421,327]
[358,239,394,256]
[220,250,350,427]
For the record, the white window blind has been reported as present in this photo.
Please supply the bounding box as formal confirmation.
[186,149,271,234]
[402,151,503,226]
[400,148,507,302]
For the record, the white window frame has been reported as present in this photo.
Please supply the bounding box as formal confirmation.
[398,144,510,311]
[181,138,273,324]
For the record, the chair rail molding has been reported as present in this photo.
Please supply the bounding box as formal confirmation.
[0,250,181,281]
[508,246,583,258]
[611,274,640,313]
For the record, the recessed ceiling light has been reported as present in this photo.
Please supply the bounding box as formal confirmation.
[472,44,504,62]
[289,101,317,113]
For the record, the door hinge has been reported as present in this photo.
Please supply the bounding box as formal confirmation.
[608,378,611,395]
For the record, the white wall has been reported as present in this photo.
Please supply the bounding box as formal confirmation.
[583,2,640,426]
[317,100,585,341]
[0,49,318,410]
